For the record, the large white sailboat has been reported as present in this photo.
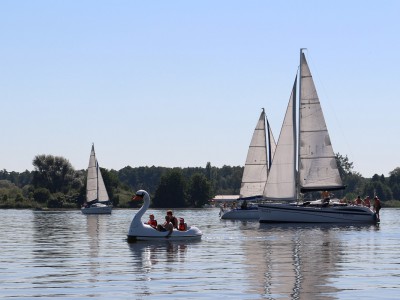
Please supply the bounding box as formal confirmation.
[258,50,377,224]
[81,144,112,215]
[220,109,276,219]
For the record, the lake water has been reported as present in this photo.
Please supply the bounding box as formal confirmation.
[0,208,399,299]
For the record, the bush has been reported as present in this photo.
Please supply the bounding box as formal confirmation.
[33,188,51,203]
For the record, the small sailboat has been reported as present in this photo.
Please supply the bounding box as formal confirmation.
[127,190,202,242]
[258,50,377,224]
[220,109,276,219]
[81,144,112,215]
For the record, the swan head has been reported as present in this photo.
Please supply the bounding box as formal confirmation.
[132,190,149,201]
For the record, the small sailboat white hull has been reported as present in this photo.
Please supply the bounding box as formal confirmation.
[81,203,112,215]
[219,206,259,220]
[258,203,378,224]
[82,144,112,215]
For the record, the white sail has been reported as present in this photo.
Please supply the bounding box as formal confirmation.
[258,50,376,224]
[96,162,109,202]
[266,119,277,170]
[86,144,109,203]
[239,109,268,199]
[298,53,343,192]
[263,78,297,201]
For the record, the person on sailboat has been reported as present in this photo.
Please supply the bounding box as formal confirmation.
[354,196,363,206]
[363,196,371,208]
[146,214,158,228]
[321,191,330,206]
[373,196,381,219]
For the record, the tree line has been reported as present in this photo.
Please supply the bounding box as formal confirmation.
[1,153,400,209]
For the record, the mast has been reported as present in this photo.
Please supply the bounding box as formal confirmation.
[266,115,276,173]
[96,159,99,201]
[297,48,306,202]
[93,144,99,201]
[262,108,271,177]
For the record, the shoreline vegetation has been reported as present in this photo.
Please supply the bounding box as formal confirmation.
[1,154,400,210]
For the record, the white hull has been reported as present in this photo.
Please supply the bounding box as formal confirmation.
[81,203,112,215]
[220,207,259,220]
[127,224,202,242]
[258,203,378,224]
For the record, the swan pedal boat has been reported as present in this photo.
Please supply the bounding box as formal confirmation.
[127,190,202,242]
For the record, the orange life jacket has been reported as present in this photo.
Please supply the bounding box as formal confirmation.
[178,223,186,231]
[148,220,157,227]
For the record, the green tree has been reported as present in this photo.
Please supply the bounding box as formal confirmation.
[32,155,75,193]
[391,184,400,200]
[363,181,392,201]
[152,169,186,208]
[335,153,354,177]
[33,188,51,203]
[187,173,212,207]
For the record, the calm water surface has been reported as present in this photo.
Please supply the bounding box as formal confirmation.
[0,208,399,299]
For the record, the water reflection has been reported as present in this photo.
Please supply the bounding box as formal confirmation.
[86,214,110,284]
[241,223,378,299]
[127,240,194,297]
[128,240,190,269]
[1,209,394,299]
[32,211,81,258]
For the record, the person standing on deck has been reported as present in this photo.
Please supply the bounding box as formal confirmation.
[373,196,382,220]
[354,196,363,206]
[363,196,371,208]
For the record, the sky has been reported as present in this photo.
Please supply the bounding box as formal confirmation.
[0,0,399,178]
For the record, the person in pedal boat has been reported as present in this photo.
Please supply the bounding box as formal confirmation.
[178,218,187,231]
[146,214,157,228]
[166,210,178,229]
[157,215,174,236]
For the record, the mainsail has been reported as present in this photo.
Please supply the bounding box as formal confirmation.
[263,51,344,200]
[298,53,344,192]
[240,109,276,199]
[86,144,110,203]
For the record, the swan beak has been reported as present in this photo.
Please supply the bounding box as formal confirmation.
[132,195,143,201]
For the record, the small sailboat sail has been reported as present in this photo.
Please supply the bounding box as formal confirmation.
[258,50,377,223]
[240,108,272,199]
[82,144,112,214]
[263,77,297,201]
[86,144,110,203]
[220,109,276,219]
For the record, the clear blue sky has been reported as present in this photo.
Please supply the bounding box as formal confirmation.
[1,1,399,178]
